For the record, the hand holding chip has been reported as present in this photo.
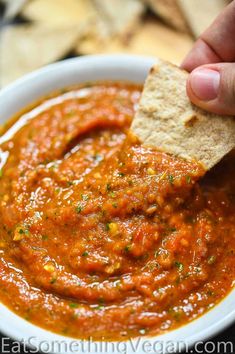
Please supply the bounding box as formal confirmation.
[181,1,235,116]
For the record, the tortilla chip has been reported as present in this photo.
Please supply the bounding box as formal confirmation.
[143,0,189,32]
[93,0,145,37]
[178,0,226,37]
[127,20,193,64]
[22,0,96,25]
[0,24,86,87]
[75,15,112,54]
[76,0,145,54]
[2,0,27,19]
[131,59,235,170]
[76,20,193,65]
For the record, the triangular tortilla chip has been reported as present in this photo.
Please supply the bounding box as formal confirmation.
[126,20,193,64]
[76,20,193,65]
[2,0,28,19]
[131,59,235,170]
[143,0,189,32]
[178,0,226,37]
[0,24,86,87]
[74,11,112,54]
[22,0,96,25]
[93,0,145,37]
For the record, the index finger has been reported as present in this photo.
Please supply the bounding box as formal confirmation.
[181,0,235,72]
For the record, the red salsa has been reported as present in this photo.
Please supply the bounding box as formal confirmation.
[0,82,234,340]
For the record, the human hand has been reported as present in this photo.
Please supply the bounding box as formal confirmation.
[181,1,235,115]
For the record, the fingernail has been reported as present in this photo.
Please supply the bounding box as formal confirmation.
[189,68,220,101]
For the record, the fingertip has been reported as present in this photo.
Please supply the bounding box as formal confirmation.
[185,67,235,116]
[189,68,220,101]
[185,70,217,113]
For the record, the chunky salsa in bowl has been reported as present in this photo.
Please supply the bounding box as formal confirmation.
[0,78,235,342]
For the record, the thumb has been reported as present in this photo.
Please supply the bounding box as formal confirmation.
[186,63,235,116]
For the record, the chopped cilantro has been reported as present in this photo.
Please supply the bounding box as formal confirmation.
[81,194,89,201]
[169,308,182,321]
[93,304,104,310]
[124,245,131,252]
[69,303,78,309]
[19,228,29,235]
[155,250,160,257]
[50,277,57,284]
[109,191,116,198]
[175,261,184,271]
[186,175,191,184]
[168,175,174,184]
[208,255,216,265]
[207,290,215,296]
[118,172,125,177]
[75,204,83,214]
[106,183,111,191]
[82,251,89,257]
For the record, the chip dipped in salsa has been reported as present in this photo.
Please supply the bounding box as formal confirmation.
[0,82,234,340]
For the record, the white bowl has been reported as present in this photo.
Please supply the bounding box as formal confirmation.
[0,55,234,354]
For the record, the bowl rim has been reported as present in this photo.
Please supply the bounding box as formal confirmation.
[0,54,234,354]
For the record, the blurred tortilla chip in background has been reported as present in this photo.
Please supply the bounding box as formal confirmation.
[2,0,27,20]
[0,0,231,88]
[178,0,227,37]
[92,0,145,37]
[0,23,86,87]
[22,0,97,26]
[143,0,189,32]
[76,19,193,65]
